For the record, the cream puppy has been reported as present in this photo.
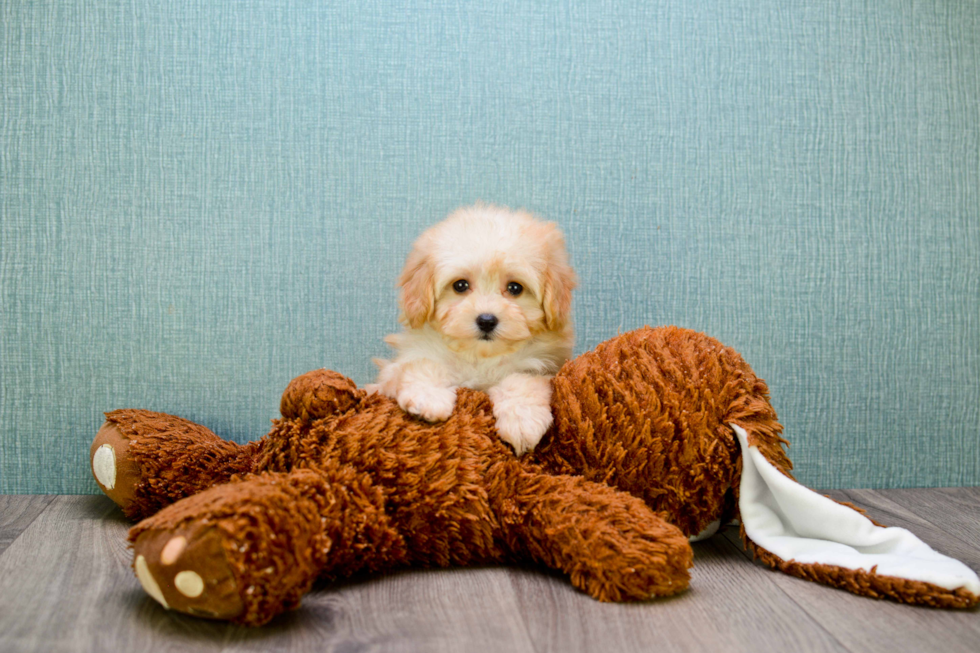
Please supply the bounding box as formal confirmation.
[370,204,577,455]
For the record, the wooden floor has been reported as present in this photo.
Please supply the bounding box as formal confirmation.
[1,488,978,653]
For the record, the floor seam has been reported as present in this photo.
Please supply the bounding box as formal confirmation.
[0,495,58,559]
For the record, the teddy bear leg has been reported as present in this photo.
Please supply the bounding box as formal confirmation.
[91,409,259,520]
[490,464,694,602]
[128,467,406,626]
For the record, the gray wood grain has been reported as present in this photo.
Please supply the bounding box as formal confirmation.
[255,568,539,653]
[508,537,848,653]
[0,496,192,653]
[1,490,978,653]
[0,496,538,653]
[0,494,56,556]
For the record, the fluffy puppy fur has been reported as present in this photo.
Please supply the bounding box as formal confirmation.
[369,204,577,455]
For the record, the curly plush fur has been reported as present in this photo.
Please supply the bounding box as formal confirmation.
[90,326,978,625]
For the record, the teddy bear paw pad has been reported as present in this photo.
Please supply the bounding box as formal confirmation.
[131,526,245,620]
[160,535,186,564]
[135,554,169,609]
[92,444,116,490]
[174,570,205,598]
[90,421,141,510]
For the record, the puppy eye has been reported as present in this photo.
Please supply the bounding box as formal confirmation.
[506,282,523,296]
[452,279,470,293]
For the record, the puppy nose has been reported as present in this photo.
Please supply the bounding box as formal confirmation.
[476,314,499,333]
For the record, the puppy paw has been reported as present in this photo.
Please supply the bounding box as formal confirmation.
[493,403,553,456]
[489,374,554,456]
[397,385,457,422]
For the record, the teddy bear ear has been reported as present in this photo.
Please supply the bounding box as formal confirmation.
[280,370,363,421]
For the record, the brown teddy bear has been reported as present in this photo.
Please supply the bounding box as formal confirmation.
[90,326,980,626]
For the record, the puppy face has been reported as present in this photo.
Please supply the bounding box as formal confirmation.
[399,204,576,358]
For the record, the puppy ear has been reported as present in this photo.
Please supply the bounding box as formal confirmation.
[398,243,437,329]
[540,227,578,331]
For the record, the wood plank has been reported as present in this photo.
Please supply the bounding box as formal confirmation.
[0,495,56,556]
[2,491,977,653]
[508,537,847,653]
[0,496,224,653]
[722,489,980,653]
[0,495,537,653]
[225,569,538,653]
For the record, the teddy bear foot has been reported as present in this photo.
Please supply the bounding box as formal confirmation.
[132,523,245,620]
[90,409,260,521]
[126,469,376,626]
[91,420,141,513]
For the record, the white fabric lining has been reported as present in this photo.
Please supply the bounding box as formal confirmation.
[733,423,980,595]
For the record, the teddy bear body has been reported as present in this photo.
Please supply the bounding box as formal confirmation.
[91,326,975,626]
[96,326,763,624]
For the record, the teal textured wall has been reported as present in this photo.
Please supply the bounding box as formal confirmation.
[2,0,978,493]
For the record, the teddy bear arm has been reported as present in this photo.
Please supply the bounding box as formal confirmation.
[91,409,260,520]
[489,464,694,602]
[129,467,408,626]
